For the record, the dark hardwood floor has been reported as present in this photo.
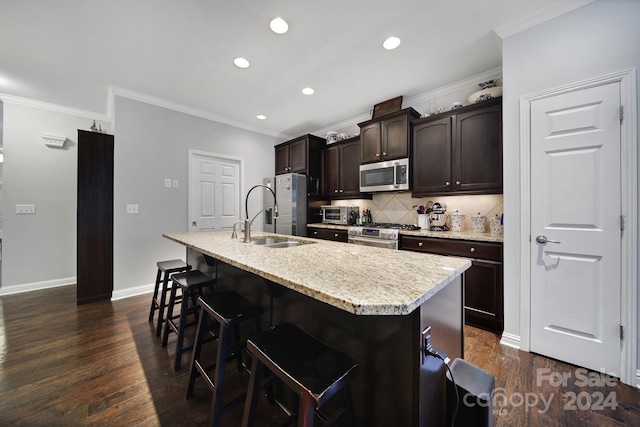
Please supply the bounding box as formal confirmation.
[0,285,638,426]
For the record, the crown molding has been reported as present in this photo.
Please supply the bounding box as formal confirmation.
[0,92,109,121]
[494,0,594,39]
[108,86,283,138]
[312,66,503,137]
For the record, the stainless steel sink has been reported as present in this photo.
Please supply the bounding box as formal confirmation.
[251,236,314,248]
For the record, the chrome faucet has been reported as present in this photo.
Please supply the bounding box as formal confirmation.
[231,184,278,243]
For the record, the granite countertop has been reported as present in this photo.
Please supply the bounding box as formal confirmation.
[307,223,504,243]
[164,230,471,316]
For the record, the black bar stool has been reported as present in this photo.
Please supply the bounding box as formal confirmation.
[241,322,359,427]
[162,270,217,371]
[186,292,263,427]
[148,259,191,337]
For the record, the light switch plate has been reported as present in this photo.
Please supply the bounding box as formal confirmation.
[126,204,139,214]
[164,178,172,188]
[172,179,179,188]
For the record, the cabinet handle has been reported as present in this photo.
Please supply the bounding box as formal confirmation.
[334,189,339,193]
[376,153,380,157]
[334,233,339,237]
[470,247,476,253]
[456,180,461,185]
[313,231,318,235]
[339,189,343,192]
[382,152,387,156]
[418,242,423,247]
[445,181,450,186]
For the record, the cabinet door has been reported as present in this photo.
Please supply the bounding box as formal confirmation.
[288,138,308,173]
[464,260,503,332]
[275,144,290,174]
[360,122,381,163]
[412,117,452,196]
[339,141,361,196]
[321,146,340,196]
[453,104,502,192]
[382,115,409,160]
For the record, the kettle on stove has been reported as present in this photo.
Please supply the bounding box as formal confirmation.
[429,202,449,231]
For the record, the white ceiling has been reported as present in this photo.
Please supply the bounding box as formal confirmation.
[0,0,591,139]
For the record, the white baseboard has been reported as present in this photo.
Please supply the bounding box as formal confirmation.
[111,283,153,301]
[636,369,640,389]
[0,277,76,296]
[499,332,521,350]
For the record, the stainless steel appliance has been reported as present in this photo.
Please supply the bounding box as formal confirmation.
[321,205,359,225]
[429,202,449,231]
[347,223,420,250]
[359,157,410,192]
[263,173,307,236]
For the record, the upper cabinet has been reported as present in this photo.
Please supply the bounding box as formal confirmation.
[275,134,325,195]
[321,137,362,198]
[358,108,420,164]
[412,98,502,197]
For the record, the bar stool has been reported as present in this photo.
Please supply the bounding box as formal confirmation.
[186,292,263,427]
[148,259,191,337]
[162,270,217,371]
[241,322,359,427]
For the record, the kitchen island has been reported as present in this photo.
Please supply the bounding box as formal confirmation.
[164,230,471,426]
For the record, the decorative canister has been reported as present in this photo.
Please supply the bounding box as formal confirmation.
[450,210,464,232]
[472,213,486,233]
[490,214,503,234]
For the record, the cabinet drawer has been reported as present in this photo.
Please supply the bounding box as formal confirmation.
[400,236,502,261]
[307,227,348,243]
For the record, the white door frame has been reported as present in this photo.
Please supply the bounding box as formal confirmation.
[187,149,244,231]
[518,68,638,386]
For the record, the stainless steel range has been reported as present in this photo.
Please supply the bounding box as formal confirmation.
[347,223,421,250]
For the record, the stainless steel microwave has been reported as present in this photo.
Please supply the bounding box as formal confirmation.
[359,158,410,192]
[322,205,359,225]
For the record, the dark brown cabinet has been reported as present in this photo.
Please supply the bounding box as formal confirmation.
[307,227,349,243]
[321,137,361,198]
[411,98,502,197]
[358,108,420,164]
[400,235,503,333]
[275,134,325,196]
[77,130,114,305]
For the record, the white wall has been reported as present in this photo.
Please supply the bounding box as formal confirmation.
[0,96,276,297]
[112,96,276,297]
[1,103,109,291]
[501,0,639,374]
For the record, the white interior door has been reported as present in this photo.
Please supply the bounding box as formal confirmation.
[529,82,622,375]
[188,151,242,231]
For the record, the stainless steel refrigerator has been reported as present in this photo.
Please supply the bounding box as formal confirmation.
[263,173,307,236]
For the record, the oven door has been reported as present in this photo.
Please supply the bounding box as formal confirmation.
[348,236,398,250]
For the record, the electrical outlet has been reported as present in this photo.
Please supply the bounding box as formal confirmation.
[164,178,172,188]
[172,179,179,188]
[126,204,139,214]
[16,204,36,214]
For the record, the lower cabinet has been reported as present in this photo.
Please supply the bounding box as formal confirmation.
[307,226,348,243]
[400,236,503,333]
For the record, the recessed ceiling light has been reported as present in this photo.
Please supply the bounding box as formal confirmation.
[233,57,250,68]
[270,17,289,34]
[302,87,315,95]
[256,114,267,120]
[383,36,401,50]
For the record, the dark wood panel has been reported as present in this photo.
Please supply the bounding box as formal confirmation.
[77,130,113,304]
[306,226,348,242]
[412,117,452,195]
[321,146,339,196]
[360,122,381,163]
[382,114,409,160]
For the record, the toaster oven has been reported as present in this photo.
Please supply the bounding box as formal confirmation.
[321,205,359,225]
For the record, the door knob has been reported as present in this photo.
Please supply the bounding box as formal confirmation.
[536,235,561,244]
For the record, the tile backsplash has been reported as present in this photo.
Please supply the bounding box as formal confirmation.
[332,192,503,230]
